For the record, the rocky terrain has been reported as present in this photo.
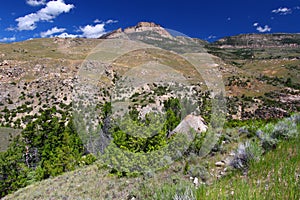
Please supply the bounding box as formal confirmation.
[0,23,299,131]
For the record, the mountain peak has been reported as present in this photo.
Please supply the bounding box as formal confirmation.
[135,21,162,28]
[100,21,172,39]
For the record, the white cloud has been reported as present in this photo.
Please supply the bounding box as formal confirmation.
[48,19,118,39]
[295,6,300,10]
[94,19,118,24]
[80,23,106,38]
[106,19,118,24]
[94,19,102,23]
[256,25,271,33]
[78,19,118,38]
[208,35,216,39]
[253,22,271,33]
[6,26,16,31]
[272,7,292,15]
[0,36,16,42]
[16,0,74,30]
[55,32,78,38]
[40,26,66,37]
[26,0,46,6]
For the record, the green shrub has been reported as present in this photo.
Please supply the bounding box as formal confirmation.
[256,124,278,151]
[230,140,263,170]
[112,98,181,154]
[112,113,168,153]
[256,114,300,151]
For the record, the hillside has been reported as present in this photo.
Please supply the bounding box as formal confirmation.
[1,27,299,131]
[3,115,300,199]
[0,22,299,199]
[211,33,300,48]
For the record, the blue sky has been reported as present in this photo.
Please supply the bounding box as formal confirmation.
[0,0,299,43]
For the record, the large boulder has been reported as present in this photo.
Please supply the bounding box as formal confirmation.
[168,115,207,140]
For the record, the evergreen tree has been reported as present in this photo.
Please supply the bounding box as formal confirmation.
[0,108,94,197]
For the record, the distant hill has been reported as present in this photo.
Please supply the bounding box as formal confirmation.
[211,33,300,48]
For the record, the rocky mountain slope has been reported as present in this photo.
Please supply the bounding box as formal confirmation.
[0,24,299,131]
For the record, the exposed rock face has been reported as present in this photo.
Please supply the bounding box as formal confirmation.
[99,22,173,39]
[99,28,123,39]
[169,115,207,139]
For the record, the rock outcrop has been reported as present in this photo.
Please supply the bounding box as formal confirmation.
[168,115,207,139]
[99,22,173,39]
[99,28,123,39]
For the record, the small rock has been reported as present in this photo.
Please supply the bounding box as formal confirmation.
[215,161,225,167]
[220,171,226,176]
[193,177,199,187]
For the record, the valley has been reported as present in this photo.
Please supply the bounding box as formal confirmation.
[0,22,299,199]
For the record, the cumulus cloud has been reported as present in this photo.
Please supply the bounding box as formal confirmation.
[49,19,118,39]
[272,7,292,15]
[79,19,117,38]
[46,23,106,39]
[40,27,66,37]
[0,36,16,42]
[55,32,78,38]
[26,0,46,6]
[80,23,106,38]
[253,23,271,33]
[256,25,271,33]
[16,0,74,30]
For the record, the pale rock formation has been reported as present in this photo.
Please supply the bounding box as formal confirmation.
[100,22,173,39]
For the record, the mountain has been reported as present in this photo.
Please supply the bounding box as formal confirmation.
[100,22,173,39]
